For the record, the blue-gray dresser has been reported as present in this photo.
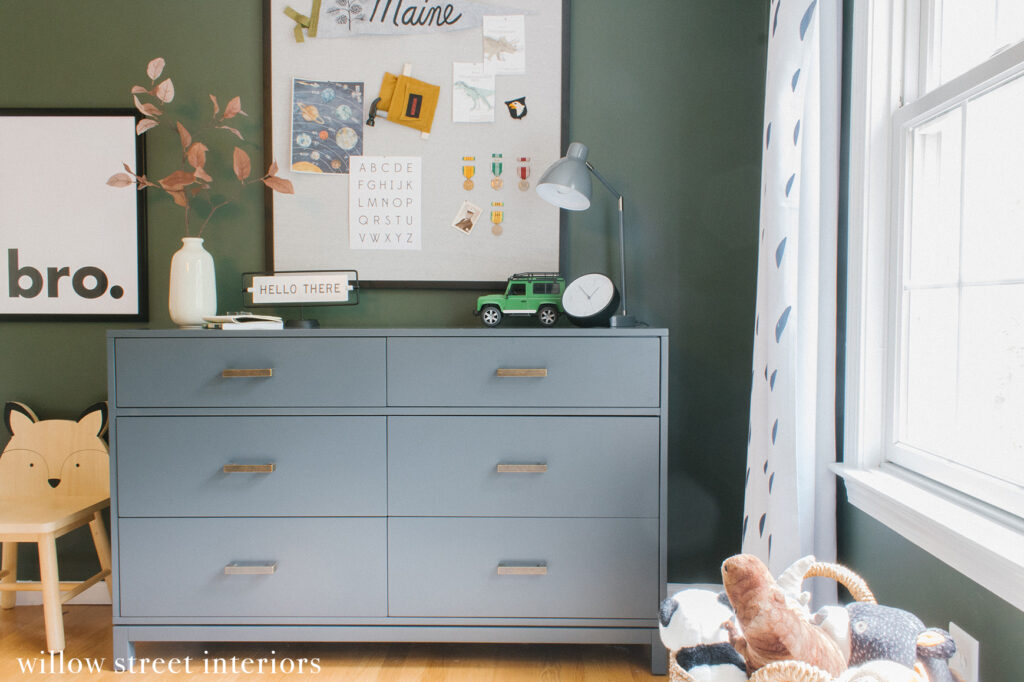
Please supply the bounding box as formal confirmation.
[106,328,669,673]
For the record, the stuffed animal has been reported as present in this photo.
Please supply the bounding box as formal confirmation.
[658,589,746,682]
[721,553,848,677]
[812,602,958,682]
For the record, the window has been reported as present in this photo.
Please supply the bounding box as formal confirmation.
[894,7,1024,518]
[532,282,560,295]
[507,283,526,296]
[843,0,1024,611]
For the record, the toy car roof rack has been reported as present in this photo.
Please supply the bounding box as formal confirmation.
[509,272,563,281]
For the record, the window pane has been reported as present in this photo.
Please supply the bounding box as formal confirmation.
[928,0,1024,89]
[900,288,959,455]
[899,285,1024,488]
[961,74,1024,281]
[907,108,962,286]
[955,284,1024,486]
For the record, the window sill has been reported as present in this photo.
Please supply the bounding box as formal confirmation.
[833,464,1024,612]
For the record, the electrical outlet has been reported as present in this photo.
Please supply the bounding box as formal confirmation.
[948,622,979,682]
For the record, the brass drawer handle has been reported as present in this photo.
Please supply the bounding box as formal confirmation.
[496,563,548,576]
[496,463,548,473]
[223,464,276,474]
[224,561,277,575]
[222,368,273,378]
[495,368,548,378]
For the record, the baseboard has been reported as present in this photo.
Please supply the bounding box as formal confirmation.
[666,582,724,595]
[13,582,111,606]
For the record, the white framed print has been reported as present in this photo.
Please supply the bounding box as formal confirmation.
[0,109,148,320]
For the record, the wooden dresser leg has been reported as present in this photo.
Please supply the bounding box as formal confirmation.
[37,534,65,653]
[1,542,17,609]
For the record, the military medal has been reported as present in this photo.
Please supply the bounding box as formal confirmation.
[462,156,475,190]
[518,156,530,191]
[491,153,503,190]
[491,201,504,235]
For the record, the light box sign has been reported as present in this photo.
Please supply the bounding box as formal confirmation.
[0,110,147,320]
[244,271,358,306]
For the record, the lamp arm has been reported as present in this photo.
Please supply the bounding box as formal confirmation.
[586,162,628,316]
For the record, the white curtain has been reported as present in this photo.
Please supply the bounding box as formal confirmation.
[742,0,841,602]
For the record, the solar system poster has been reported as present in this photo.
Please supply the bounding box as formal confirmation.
[291,79,363,174]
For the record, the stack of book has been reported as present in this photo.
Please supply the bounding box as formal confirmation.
[202,313,284,330]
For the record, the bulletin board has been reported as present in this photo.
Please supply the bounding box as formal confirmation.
[265,0,568,287]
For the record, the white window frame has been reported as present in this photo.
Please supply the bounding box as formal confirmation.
[838,0,1024,612]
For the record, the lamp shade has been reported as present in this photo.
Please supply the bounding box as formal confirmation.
[536,142,592,211]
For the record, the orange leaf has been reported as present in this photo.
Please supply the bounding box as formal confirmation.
[268,159,279,176]
[223,96,245,119]
[107,173,134,188]
[155,78,175,103]
[186,142,208,169]
[136,118,159,135]
[146,57,165,81]
[176,122,192,150]
[194,166,213,183]
[137,174,154,188]
[218,125,243,140]
[166,189,187,207]
[209,94,220,116]
[131,85,149,94]
[233,147,252,182]
[159,170,195,191]
[133,95,162,117]
[263,176,294,194]
[123,162,135,174]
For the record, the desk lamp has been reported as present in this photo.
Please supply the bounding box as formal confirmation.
[536,142,637,327]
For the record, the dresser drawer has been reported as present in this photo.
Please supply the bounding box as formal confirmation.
[388,417,659,517]
[388,518,658,618]
[118,518,386,617]
[113,337,386,408]
[116,416,386,517]
[386,337,661,407]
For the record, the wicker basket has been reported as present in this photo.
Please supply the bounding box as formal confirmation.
[667,561,876,682]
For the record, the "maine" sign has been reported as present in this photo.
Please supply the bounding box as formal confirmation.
[287,0,521,39]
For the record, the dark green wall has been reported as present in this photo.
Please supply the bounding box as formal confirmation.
[0,1,766,585]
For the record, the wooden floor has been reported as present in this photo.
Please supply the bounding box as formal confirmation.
[1,605,662,680]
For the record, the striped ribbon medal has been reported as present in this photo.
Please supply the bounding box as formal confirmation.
[491,153,503,189]
[491,201,504,235]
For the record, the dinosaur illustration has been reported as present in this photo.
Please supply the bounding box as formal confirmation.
[484,35,518,62]
[454,80,494,110]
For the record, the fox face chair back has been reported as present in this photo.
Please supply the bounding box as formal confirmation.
[0,402,109,499]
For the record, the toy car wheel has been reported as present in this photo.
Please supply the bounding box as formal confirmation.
[481,305,502,327]
[537,305,559,327]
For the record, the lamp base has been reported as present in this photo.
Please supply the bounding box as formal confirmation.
[609,313,639,328]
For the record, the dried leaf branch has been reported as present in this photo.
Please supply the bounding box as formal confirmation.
[109,57,293,237]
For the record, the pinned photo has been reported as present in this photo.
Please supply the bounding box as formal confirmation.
[451,200,483,234]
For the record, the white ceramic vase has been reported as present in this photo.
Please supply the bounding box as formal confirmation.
[168,237,216,327]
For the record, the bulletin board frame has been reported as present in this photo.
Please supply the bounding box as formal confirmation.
[262,0,570,288]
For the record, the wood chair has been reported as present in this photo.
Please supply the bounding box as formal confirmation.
[0,401,112,653]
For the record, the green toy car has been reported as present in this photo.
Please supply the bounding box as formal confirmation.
[475,272,566,327]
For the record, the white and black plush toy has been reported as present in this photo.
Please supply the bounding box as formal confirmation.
[813,602,958,682]
[658,589,746,682]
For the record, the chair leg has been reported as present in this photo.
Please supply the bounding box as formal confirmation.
[1,542,16,609]
[37,533,65,653]
[89,512,113,597]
